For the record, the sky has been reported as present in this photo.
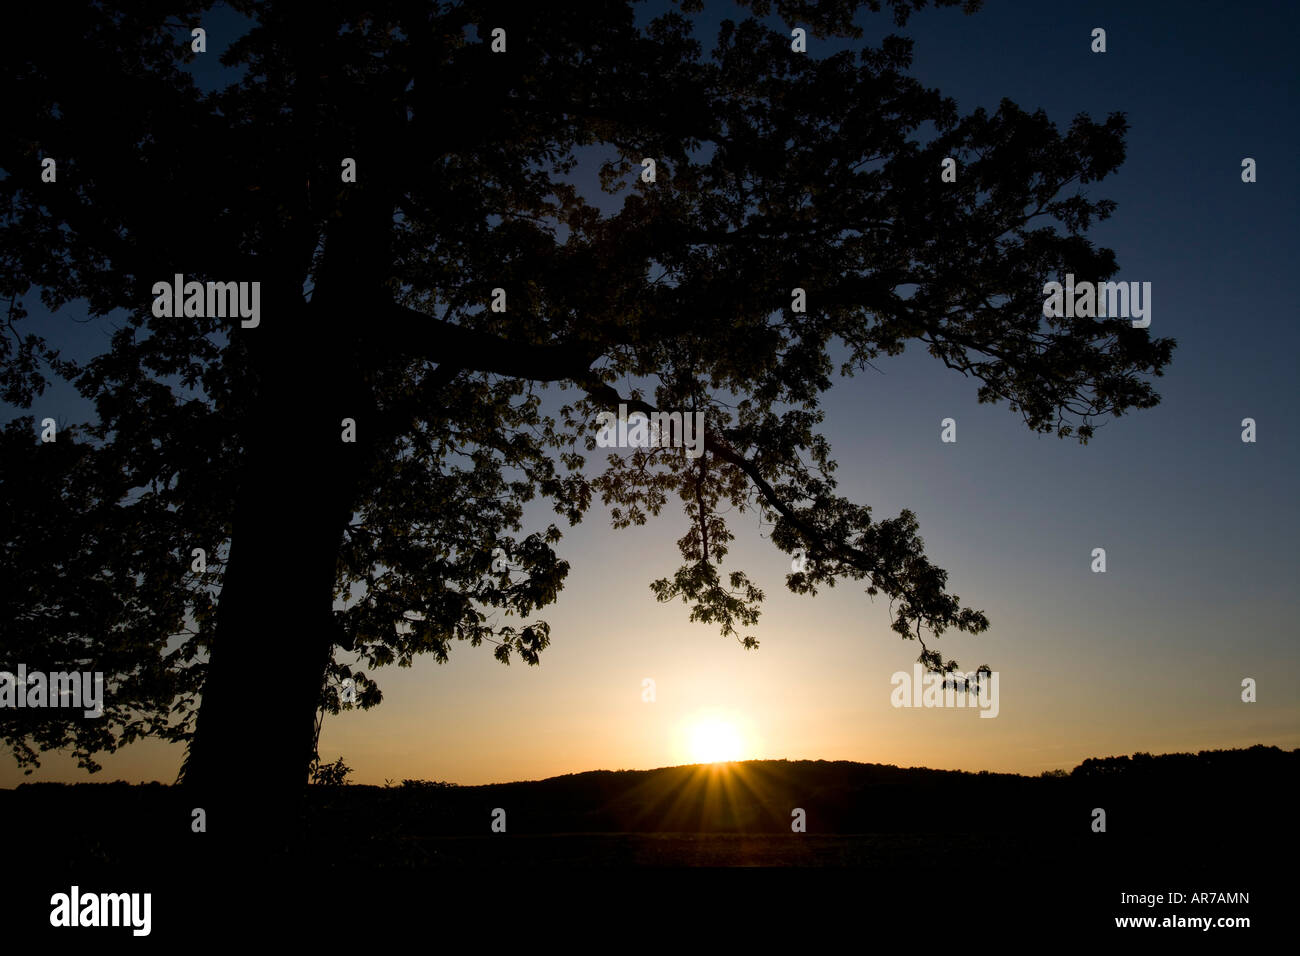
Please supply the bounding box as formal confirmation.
[3,0,1297,786]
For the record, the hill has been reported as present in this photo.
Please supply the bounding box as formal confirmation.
[5,745,1290,936]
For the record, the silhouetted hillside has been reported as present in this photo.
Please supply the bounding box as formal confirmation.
[6,745,1290,939]
[4,745,1293,865]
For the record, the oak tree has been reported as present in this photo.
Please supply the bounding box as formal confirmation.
[0,0,1173,837]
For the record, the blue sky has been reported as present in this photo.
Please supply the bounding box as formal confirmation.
[4,0,1296,785]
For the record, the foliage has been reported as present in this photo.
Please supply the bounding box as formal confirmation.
[0,0,1173,779]
[309,755,353,787]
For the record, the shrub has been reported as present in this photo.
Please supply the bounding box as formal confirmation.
[309,756,353,786]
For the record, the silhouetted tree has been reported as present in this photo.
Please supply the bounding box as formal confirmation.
[0,0,1173,834]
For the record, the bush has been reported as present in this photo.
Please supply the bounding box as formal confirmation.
[309,756,353,786]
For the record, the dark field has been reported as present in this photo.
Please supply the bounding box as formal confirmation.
[4,748,1290,938]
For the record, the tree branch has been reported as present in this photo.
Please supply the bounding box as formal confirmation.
[382,304,603,381]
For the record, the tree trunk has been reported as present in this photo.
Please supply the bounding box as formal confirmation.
[183,277,374,853]
[184,138,397,851]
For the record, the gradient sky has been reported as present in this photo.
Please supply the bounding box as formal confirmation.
[3,0,1297,786]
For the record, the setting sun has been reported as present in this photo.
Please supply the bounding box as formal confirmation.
[687,717,745,764]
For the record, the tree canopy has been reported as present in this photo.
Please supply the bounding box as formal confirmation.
[0,0,1173,788]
